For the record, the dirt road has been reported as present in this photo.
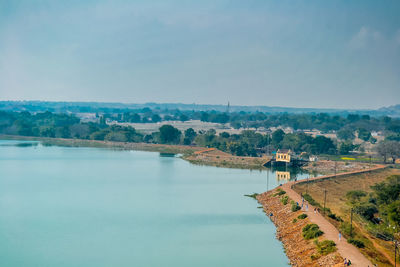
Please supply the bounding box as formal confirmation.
[280,166,386,266]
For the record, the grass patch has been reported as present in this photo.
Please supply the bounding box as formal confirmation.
[302,224,324,240]
[327,213,343,222]
[310,254,320,261]
[281,195,289,205]
[303,193,320,207]
[348,238,365,248]
[291,203,301,212]
[314,240,337,255]
[273,188,286,196]
[298,213,308,219]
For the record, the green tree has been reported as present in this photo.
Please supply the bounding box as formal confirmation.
[357,128,371,141]
[339,141,355,154]
[183,128,196,145]
[272,129,285,146]
[337,128,355,140]
[179,114,189,122]
[151,114,161,123]
[159,125,181,144]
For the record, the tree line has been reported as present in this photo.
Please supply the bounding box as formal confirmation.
[105,109,400,141]
[0,110,339,156]
[346,175,400,241]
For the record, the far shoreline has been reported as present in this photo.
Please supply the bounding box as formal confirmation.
[0,134,269,170]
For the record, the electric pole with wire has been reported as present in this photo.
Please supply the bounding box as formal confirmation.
[323,189,327,215]
[350,208,354,237]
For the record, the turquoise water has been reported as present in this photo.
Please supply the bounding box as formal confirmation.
[0,140,310,266]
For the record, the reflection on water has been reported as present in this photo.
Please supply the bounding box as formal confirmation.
[0,140,39,147]
[264,165,319,191]
[276,171,290,181]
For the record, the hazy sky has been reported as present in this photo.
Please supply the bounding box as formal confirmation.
[1,0,399,109]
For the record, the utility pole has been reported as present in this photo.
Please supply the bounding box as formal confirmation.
[350,208,354,237]
[369,155,372,170]
[323,189,327,215]
[334,161,337,177]
[306,176,309,195]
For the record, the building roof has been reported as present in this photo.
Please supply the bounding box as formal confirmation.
[277,149,291,154]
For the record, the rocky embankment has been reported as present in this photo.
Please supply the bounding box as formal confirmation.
[257,189,343,267]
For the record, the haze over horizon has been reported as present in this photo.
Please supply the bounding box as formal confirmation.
[1,1,399,109]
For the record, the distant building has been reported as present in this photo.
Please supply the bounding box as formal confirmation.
[276,149,291,163]
[309,155,318,162]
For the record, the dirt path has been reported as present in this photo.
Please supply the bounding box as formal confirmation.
[280,166,386,267]
[282,182,373,266]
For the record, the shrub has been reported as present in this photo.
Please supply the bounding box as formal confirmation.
[328,213,343,222]
[281,195,289,205]
[273,188,286,196]
[315,240,337,255]
[292,218,297,223]
[291,203,301,212]
[348,238,365,248]
[303,193,320,207]
[346,190,367,203]
[340,222,352,236]
[310,254,320,261]
[298,214,308,219]
[354,203,378,221]
[302,224,324,239]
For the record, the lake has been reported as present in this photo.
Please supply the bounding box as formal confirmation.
[0,140,311,266]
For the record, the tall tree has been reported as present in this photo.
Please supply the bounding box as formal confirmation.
[159,125,181,144]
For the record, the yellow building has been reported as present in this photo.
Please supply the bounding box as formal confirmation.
[276,149,291,163]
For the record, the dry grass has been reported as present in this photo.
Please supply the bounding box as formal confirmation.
[293,168,400,267]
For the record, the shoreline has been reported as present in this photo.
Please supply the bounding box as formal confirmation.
[257,190,343,266]
[0,135,268,170]
[259,166,385,267]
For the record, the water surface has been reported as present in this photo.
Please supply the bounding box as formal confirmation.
[0,140,310,266]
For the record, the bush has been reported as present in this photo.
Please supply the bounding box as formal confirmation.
[346,190,367,203]
[354,203,378,221]
[303,193,320,207]
[292,218,297,223]
[291,203,301,212]
[281,195,289,205]
[273,188,286,196]
[339,222,352,236]
[310,254,320,261]
[348,238,365,248]
[328,213,343,222]
[315,240,337,255]
[298,214,308,219]
[302,224,324,239]
[322,207,332,214]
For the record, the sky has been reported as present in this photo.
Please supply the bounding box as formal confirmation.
[0,0,399,109]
